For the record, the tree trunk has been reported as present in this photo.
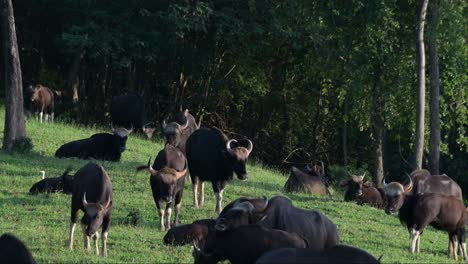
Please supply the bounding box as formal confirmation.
[66,48,86,103]
[310,86,321,164]
[414,0,429,170]
[428,0,440,175]
[2,0,26,151]
[372,65,385,187]
[342,93,348,167]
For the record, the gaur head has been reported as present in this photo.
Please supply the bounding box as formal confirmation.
[30,85,42,102]
[82,193,112,236]
[111,123,133,152]
[148,157,187,203]
[215,196,268,232]
[341,173,367,198]
[382,174,413,215]
[162,111,190,147]
[142,126,156,139]
[223,139,253,181]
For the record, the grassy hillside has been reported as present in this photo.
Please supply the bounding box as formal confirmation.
[0,107,461,263]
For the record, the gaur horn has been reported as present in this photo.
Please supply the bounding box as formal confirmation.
[174,160,188,180]
[253,196,269,213]
[320,160,325,175]
[245,139,253,155]
[382,176,388,186]
[83,192,89,207]
[192,239,213,256]
[148,157,158,176]
[104,194,111,208]
[162,119,167,129]
[403,173,413,193]
[226,139,237,155]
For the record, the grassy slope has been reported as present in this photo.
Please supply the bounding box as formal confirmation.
[0,107,460,263]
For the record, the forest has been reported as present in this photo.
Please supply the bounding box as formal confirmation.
[1,0,466,187]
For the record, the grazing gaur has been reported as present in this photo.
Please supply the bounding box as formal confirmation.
[0,233,36,264]
[29,84,55,123]
[284,165,328,195]
[186,127,253,214]
[341,173,386,208]
[162,109,199,154]
[110,91,155,138]
[55,125,132,161]
[383,177,468,260]
[192,225,308,264]
[145,144,187,231]
[216,195,339,250]
[256,245,381,264]
[408,169,462,200]
[29,168,74,194]
[67,163,113,257]
[163,219,215,246]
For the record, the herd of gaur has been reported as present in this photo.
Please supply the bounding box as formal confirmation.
[2,86,467,264]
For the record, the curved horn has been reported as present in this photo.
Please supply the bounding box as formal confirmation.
[174,160,188,180]
[192,239,213,257]
[245,139,253,155]
[148,157,158,176]
[363,172,366,178]
[104,194,111,208]
[111,122,116,133]
[381,176,388,186]
[403,173,413,193]
[320,160,325,176]
[226,139,237,153]
[253,196,268,213]
[83,192,89,207]
[162,119,167,129]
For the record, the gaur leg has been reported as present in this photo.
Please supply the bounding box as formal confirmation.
[448,233,456,259]
[416,234,421,253]
[68,206,79,250]
[39,111,43,123]
[173,190,183,227]
[457,228,467,260]
[101,215,111,257]
[198,181,205,207]
[93,232,100,256]
[409,228,420,253]
[166,203,173,230]
[157,201,166,231]
[45,114,49,121]
[192,177,199,208]
[81,216,90,252]
[51,112,55,122]
[213,182,225,215]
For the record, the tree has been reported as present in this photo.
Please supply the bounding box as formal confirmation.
[414,0,429,170]
[428,0,441,174]
[2,0,26,151]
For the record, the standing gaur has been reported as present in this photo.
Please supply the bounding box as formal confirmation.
[110,91,156,138]
[186,127,253,214]
[29,84,59,123]
[383,176,467,260]
[162,109,199,154]
[55,125,132,161]
[68,163,113,257]
[141,144,187,231]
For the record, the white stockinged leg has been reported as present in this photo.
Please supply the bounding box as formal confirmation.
[174,203,181,226]
[68,222,76,250]
[449,239,453,258]
[51,112,55,122]
[461,242,467,260]
[93,232,100,256]
[199,182,205,208]
[39,112,43,123]
[166,207,172,230]
[215,189,224,215]
[158,202,165,231]
[192,179,199,208]
[409,229,420,253]
[81,223,90,252]
[416,235,421,253]
[454,239,459,261]
[101,231,108,257]
[45,114,49,121]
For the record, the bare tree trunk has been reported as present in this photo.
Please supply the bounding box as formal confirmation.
[414,0,429,170]
[372,65,384,187]
[310,86,321,164]
[2,0,26,151]
[66,48,86,103]
[428,0,440,174]
[342,93,348,167]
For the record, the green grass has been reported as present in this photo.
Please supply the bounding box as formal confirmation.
[0,106,462,263]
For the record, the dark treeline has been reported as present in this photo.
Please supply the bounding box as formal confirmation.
[2,1,466,185]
